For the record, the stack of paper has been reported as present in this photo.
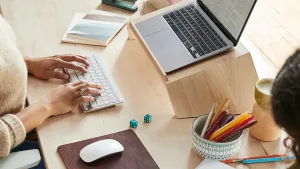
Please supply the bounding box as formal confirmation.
[62,11,128,46]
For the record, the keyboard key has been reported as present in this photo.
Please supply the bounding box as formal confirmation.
[68,69,75,74]
[202,47,211,53]
[96,98,104,106]
[215,42,224,49]
[110,96,117,103]
[69,73,78,82]
[102,96,108,101]
[91,101,98,108]
[108,93,115,97]
[170,25,186,41]
[195,47,205,56]
[209,45,217,51]
[83,103,91,111]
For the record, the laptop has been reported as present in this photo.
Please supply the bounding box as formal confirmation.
[135,0,257,73]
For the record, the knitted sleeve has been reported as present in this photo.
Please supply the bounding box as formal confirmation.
[0,114,26,157]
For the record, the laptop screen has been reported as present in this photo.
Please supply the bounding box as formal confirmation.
[200,0,256,43]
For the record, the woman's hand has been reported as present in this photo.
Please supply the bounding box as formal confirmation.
[17,81,101,132]
[41,81,101,116]
[25,54,90,80]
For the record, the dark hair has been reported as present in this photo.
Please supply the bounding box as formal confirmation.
[271,49,300,165]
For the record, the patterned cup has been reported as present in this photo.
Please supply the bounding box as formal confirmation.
[192,114,242,160]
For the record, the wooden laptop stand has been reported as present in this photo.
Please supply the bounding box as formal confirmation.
[129,0,258,118]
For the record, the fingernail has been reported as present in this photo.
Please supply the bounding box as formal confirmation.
[90,97,95,101]
[64,75,69,79]
[97,85,101,88]
[96,90,101,94]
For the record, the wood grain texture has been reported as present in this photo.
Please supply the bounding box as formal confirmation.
[166,51,258,118]
[241,0,300,79]
[57,130,159,169]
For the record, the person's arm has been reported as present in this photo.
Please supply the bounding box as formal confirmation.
[16,102,53,133]
[0,81,100,158]
[0,114,26,157]
[0,102,52,157]
[17,81,100,132]
[0,102,53,158]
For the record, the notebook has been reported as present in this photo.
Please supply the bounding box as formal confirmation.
[57,129,160,169]
[62,10,127,46]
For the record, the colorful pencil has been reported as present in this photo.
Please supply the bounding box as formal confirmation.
[204,111,227,139]
[221,131,242,142]
[226,114,234,124]
[209,112,250,140]
[220,120,257,142]
[224,154,286,163]
[200,104,216,138]
[242,157,293,164]
[213,116,255,142]
[210,98,230,125]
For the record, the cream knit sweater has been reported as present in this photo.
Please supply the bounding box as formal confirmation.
[0,16,27,157]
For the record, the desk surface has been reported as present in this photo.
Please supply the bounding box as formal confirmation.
[0,0,288,168]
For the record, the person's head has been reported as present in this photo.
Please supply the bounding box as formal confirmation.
[271,49,300,163]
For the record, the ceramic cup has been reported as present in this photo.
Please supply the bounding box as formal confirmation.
[192,114,243,160]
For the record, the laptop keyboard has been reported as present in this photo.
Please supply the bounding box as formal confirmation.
[163,4,227,59]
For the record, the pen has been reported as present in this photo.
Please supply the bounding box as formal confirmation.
[200,104,216,138]
[242,156,295,164]
[224,154,286,163]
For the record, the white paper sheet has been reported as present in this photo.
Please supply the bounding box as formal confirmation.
[195,159,234,169]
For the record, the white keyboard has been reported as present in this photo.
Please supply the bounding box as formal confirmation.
[65,54,123,113]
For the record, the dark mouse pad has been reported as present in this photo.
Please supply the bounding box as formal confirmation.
[57,129,160,169]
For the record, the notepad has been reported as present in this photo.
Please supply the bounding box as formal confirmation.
[196,159,234,169]
[62,10,127,46]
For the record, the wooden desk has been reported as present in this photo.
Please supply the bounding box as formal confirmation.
[0,0,288,168]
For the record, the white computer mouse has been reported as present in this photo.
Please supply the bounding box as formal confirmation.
[79,139,124,163]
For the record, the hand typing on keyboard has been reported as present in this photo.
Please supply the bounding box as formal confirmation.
[65,54,123,113]
[41,81,101,116]
[26,54,89,80]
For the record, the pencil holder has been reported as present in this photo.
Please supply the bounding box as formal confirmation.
[192,114,243,160]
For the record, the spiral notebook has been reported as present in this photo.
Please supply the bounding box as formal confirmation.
[57,129,160,169]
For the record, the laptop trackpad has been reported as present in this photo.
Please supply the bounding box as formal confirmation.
[144,29,193,73]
